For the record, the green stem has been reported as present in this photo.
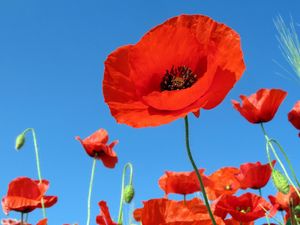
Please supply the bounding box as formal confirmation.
[260,123,300,199]
[258,188,262,197]
[22,128,46,218]
[86,157,97,225]
[184,116,217,225]
[117,163,133,225]
[270,139,300,187]
[21,212,24,225]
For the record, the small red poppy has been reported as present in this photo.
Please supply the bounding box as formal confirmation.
[2,177,57,215]
[1,219,29,225]
[158,169,211,196]
[134,198,225,225]
[205,167,241,200]
[103,14,245,127]
[269,185,300,212]
[96,201,117,225]
[232,88,287,123]
[76,129,118,168]
[1,218,47,225]
[214,192,272,222]
[288,101,300,136]
[235,160,276,189]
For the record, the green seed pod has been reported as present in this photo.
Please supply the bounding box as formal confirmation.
[272,169,290,194]
[15,133,26,150]
[124,184,135,203]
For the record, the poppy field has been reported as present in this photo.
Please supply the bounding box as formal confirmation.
[2,1,300,225]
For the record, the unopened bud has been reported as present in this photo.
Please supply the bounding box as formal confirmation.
[294,205,300,214]
[124,184,134,203]
[15,133,26,150]
[272,169,290,194]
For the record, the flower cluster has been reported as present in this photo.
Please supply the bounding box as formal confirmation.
[3,13,300,225]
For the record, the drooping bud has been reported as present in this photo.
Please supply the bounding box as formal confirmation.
[272,169,290,194]
[123,184,135,203]
[15,133,26,150]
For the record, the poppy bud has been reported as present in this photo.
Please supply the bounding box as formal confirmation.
[294,204,300,214]
[123,184,134,203]
[15,133,26,150]
[272,169,290,194]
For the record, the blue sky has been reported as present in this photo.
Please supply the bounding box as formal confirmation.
[1,0,300,224]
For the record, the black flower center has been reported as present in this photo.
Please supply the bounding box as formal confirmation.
[160,66,198,91]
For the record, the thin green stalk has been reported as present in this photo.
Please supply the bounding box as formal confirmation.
[260,123,300,199]
[184,116,217,225]
[258,188,262,197]
[86,157,97,225]
[117,163,133,225]
[21,212,24,225]
[260,204,284,225]
[22,128,46,218]
[270,139,300,187]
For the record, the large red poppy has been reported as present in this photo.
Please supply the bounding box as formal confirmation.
[235,160,276,189]
[288,100,300,136]
[232,88,287,124]
[103,14,245,127]
[214,193,272,222]
[2,177,57,215]
[205,167,240,200]
[158,169,211,196]
[76,129,118,168]
[134,198,225,225]
[96,201,117,225]
[224,218,254,225]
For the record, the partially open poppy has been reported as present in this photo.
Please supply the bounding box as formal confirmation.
[96,201,117,225]
[214,193,272,222]
[134,198,225,225]
[235,160,276,189]
[205,167,241,200]
[103,14,245,127]
[288,100,300,136]
[269,185,300,212]
[2,177,57,215]
[232,88,287,124]
[158,169,211,196]
[76,129,118,168]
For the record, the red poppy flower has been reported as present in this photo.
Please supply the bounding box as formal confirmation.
[96,201,117,225]
[214,192,272,222]
[2,177,57,215]
[224,218,254,225]
[1,219,30,225]
[134,198,225,225]
[1,218,47,225]
[288,101,300,136]
[76,129,118,168]
[205,167,240,200]
[232,88,287,123]
[235,160,276,189]
[103,14,245,128]
[158,169,212,196]
[269,185,300,212]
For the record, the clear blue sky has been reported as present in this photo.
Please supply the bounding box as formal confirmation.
[1,0,300,224]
